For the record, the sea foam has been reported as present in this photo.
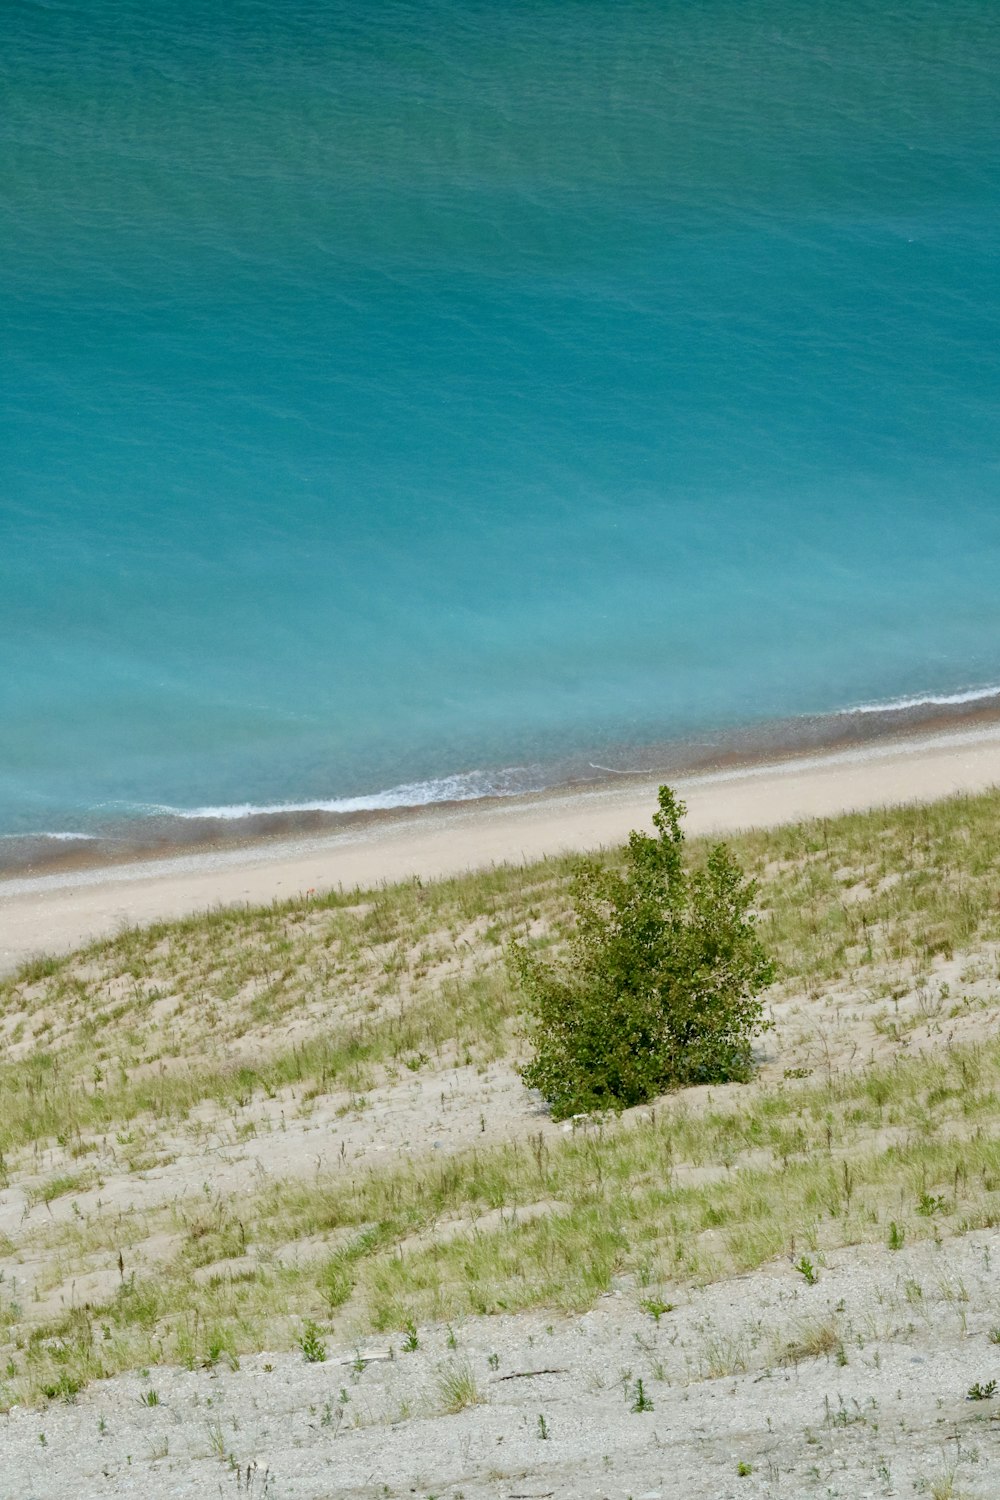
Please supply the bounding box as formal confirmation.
[840,686,1000,716]
[147,767,545,822]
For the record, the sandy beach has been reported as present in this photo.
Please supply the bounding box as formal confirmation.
[4,719,1000,973]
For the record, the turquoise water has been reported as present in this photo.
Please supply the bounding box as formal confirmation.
[3,1,1000,843]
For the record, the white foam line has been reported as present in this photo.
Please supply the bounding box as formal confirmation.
[139,769,542,822]
[839,685,1000,715]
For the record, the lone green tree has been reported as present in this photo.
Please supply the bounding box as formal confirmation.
[512,786,775,1118]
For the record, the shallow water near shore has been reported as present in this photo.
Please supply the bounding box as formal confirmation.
[3,0,1000,857]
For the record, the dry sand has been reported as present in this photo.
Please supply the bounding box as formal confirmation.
[5,1228,1000,1499]
[4,721,1000,973]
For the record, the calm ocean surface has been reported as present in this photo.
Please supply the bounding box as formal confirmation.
[3,1,1000,847]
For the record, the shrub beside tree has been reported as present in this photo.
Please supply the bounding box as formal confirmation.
[511,785,775,1119]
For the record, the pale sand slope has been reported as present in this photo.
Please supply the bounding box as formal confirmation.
[4,722,1000,971]
[3,1226,999,1500]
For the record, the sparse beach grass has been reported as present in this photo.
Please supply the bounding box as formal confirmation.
[6,1034,1000,1405]
[3,788,1000,1407]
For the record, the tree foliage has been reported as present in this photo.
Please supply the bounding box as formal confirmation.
[511,786,775,1118]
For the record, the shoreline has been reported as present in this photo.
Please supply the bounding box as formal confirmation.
[7,687,1000,882]
[4,716,1000,973]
